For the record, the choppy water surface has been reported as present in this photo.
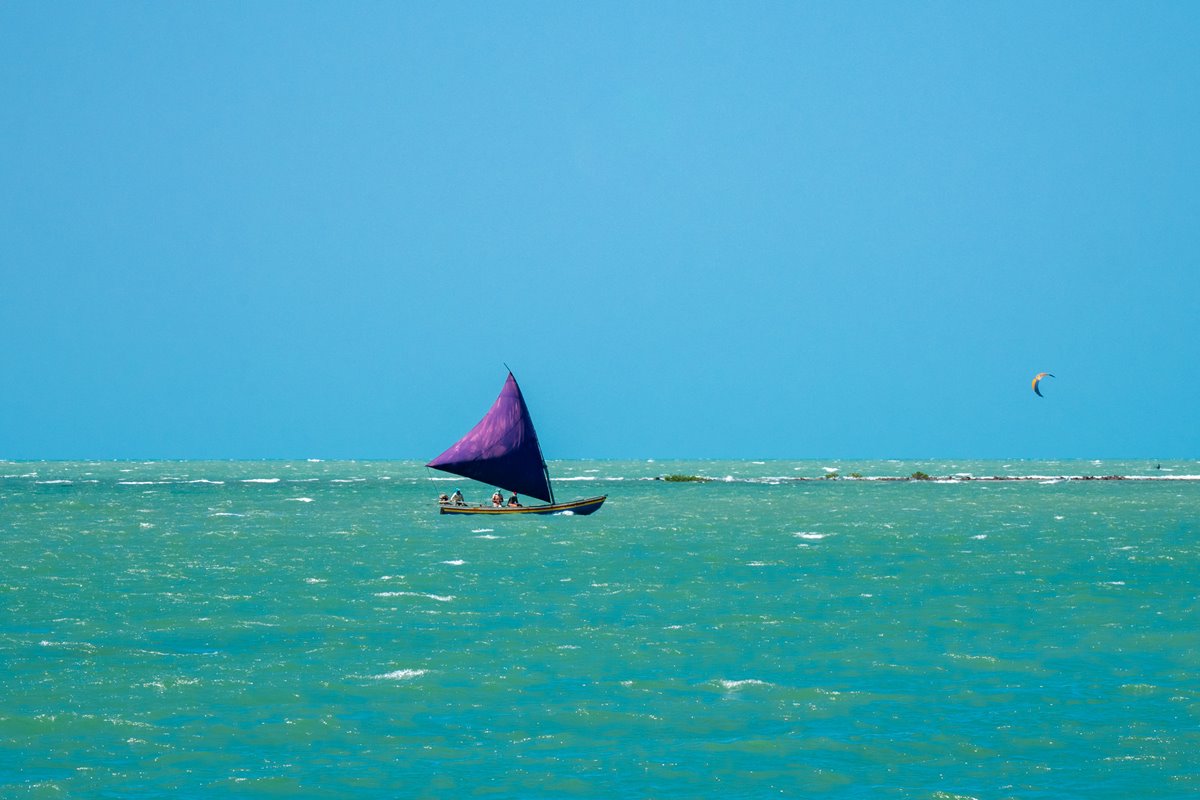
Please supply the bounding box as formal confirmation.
[2,460,1198,798]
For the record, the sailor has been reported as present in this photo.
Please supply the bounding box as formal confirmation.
[507,493,521,507]
[438,493,449,504]
[450,488,465,506]
[492,489,504,507]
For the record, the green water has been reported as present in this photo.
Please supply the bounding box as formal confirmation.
[2,460,1198,798]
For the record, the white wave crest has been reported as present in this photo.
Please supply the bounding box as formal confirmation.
[717,679,771,690]
[373,669,427,680]
[793,532,827,540]
[374,591,455,602]
[286,497,314,503]
[242,478,280,484]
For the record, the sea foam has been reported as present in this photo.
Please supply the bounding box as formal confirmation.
[373,669,427,680]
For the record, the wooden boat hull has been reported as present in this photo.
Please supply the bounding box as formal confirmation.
[439,495,607,516]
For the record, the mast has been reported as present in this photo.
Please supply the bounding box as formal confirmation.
[511,371,554,505]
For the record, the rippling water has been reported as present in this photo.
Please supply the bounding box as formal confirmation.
[2,460,1198,797]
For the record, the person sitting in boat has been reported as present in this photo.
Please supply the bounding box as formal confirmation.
[438,493,449,504]
[507,493,521,507]
[449,489,465,506]
[491,489,504,507]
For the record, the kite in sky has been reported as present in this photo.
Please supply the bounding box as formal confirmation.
[1032,372,1054,397]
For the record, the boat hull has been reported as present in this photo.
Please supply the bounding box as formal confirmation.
[438,495,607,516]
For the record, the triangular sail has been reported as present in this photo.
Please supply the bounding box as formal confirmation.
[426,373,554,503]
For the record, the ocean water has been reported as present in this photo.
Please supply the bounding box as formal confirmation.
[2,459,1198,799]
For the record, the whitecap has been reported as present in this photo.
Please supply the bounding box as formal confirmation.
[331,478,366,483]
[373,669,427,680]
[242,478,280,483]
[717,679,771,690]
[209,512,244,517]
[441,559,466,566]
[187,479,225,485]
[374,591,455,602]
[471,528,494,534]
[36,479,73,485]
[793,532,826,540]
[305,578,327,584]
[286,497,314,503]
[39,640,96,651]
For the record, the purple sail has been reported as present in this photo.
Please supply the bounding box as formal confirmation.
[426,373,554,503]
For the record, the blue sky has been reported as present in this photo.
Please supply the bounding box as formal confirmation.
[2,3,1197,459]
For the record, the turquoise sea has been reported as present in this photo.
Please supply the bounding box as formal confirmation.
[2,459,1198,798]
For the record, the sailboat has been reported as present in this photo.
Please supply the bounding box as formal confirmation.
[427,371,607,516]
